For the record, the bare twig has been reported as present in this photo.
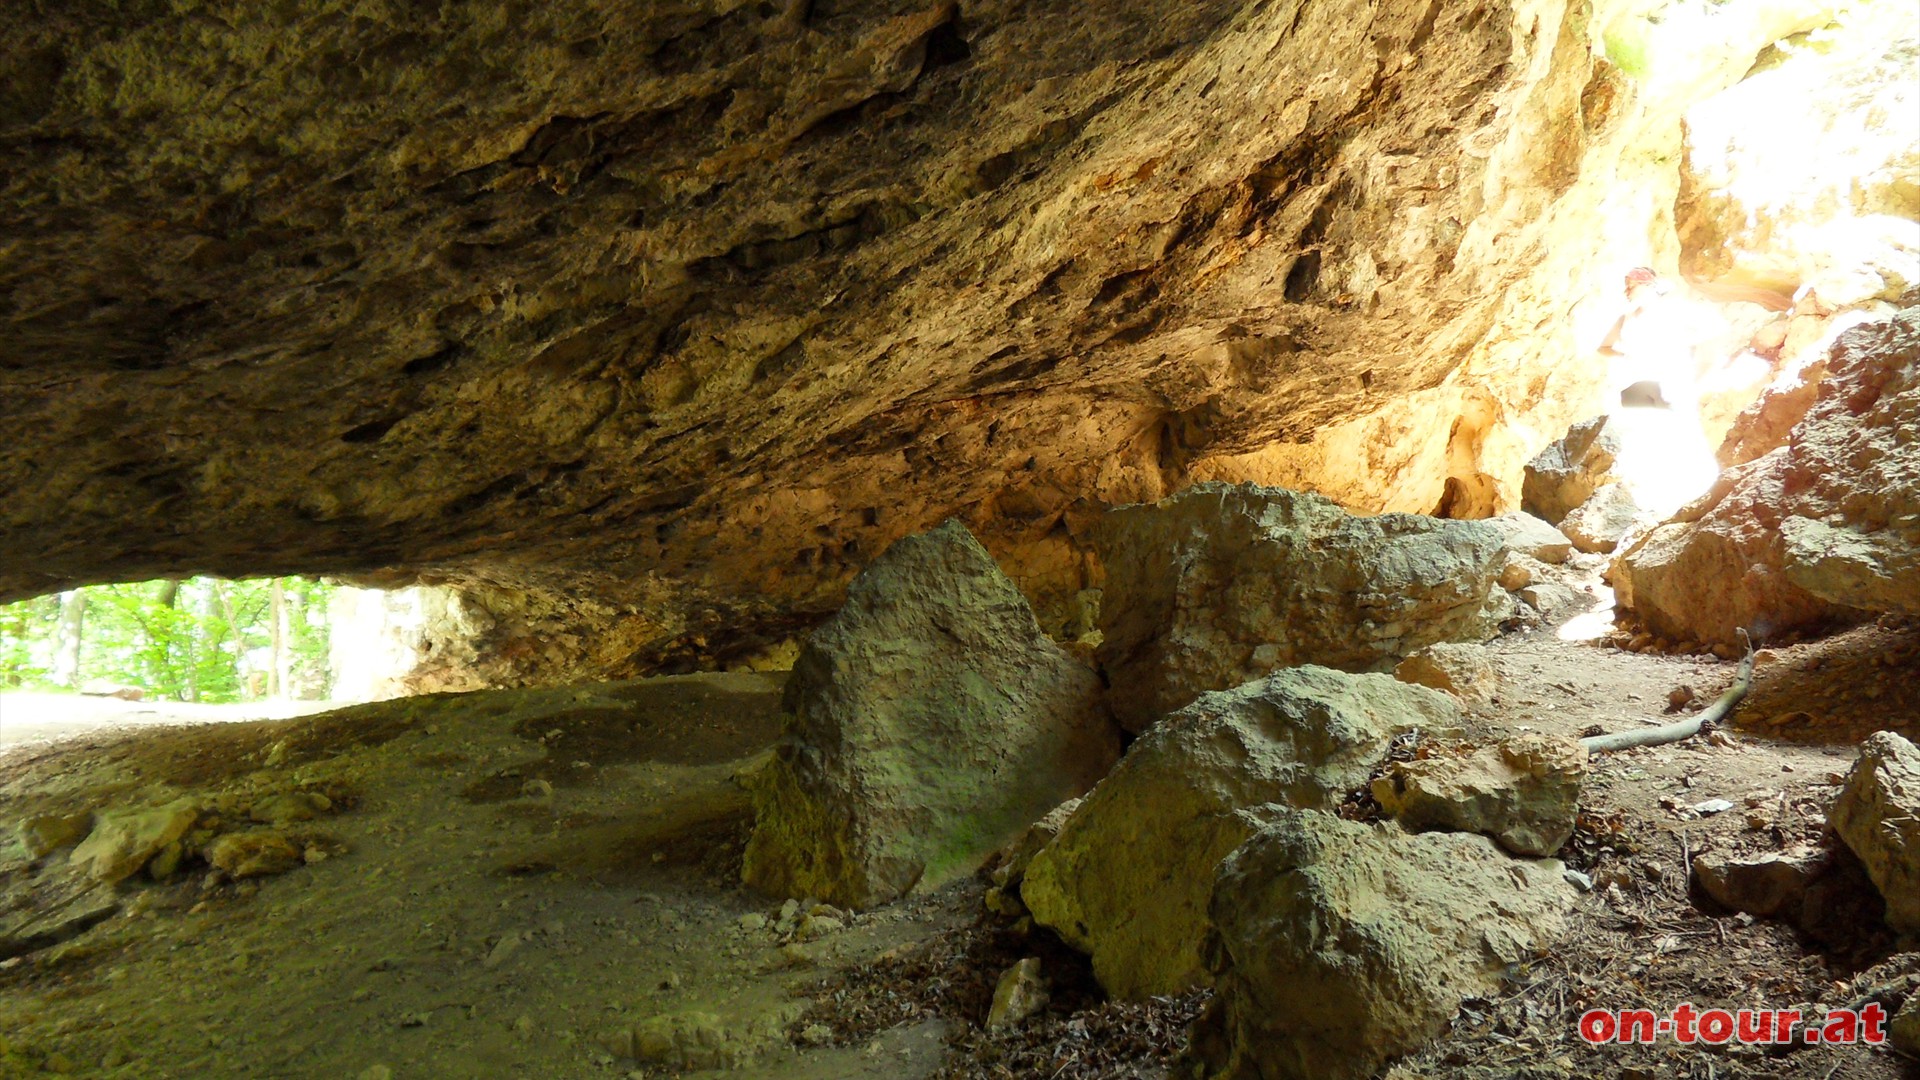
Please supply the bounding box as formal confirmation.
[1582,631,1754,754]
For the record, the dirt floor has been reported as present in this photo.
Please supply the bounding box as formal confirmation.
[0,606,1916,1079]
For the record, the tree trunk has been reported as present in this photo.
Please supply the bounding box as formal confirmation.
[51,590,87,688]
[270,581,290,700]
[151,579,180,695]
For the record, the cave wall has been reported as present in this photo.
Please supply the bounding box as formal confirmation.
[0,0,1845,676]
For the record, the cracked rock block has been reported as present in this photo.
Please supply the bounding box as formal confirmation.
[741,520,1117,910]
[1691,846,1825,919]
[1392,642,1499,707]
[1484,512,1574,564]
[1371,733,1586,856]
[1557,482,1645,555]
[68,798,200,884]
[1829,730,1920,934]
[1190,812,1576,1080]
[1522,417,1623,526]
[1095,483,1507,733]
[1021,667,1461,999]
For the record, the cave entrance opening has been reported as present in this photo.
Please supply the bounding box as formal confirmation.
[0,576,446,750]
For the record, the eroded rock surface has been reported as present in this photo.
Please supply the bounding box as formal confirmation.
[1521,417,1623,526]
[1020,666,1461,998]
[0,0,1842,670]
[1828,730,1920,934]
[742,520,1116,910]
[1618,309,1917,644]
[1190,812,1576,1080]
[1095,483,1505,732]
[1392,642,1499,707]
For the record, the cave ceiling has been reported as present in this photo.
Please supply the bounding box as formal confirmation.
[0,0,1835,667]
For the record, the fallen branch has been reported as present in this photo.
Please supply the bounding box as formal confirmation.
[1582,630,1755,755]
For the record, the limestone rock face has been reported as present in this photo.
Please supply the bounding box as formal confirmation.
[1521,418,1622,526]
[741,521,1116,910]
[1617,309,1917,643]
[1371,734,1587,856]
[1191,812,1576,1080]
[0,0,1843,672]
[1828,730,1920,934]
[1020,667,1461,999]
[1095,484,1505,732]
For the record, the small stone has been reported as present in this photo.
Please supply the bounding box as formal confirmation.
[795,914,843,940]
[986,958,1050,1029]
[483,932,522,970]
[1691,798,1734,815]
[357,1066,393,1080]
[147,840,184,881]
[798,1023,834,1046]
[520,779,554,799]
[1562,868,1594,891]
[248,791,330,825]
[1692,848,1823,918]
[737,913,767,932]
[207,831,303,878]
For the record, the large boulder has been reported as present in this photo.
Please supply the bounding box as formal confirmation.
[741,520,1117,910]
[1020,667,1461,999]
[1617,309,1917,644]
[1095,483,1506,733]
[1371,733,1586,856]
[1521,417,1623,526]
[1190,812,1577,1080]
[1828,730,1920,934]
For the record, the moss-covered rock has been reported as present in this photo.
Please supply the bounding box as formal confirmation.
[741,520,1117,909]
[1020,666,1460,998]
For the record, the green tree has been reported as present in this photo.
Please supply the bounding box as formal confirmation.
[0,576,339,702]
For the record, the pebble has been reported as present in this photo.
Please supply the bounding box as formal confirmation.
[737,913,767,932]
[483,932,522,970]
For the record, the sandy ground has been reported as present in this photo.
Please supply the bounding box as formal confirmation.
[0,693,337,751]
[0,609,1915,1079]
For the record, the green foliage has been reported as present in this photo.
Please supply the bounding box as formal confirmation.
[1603,22,1652,80]
[0,576,337,702]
